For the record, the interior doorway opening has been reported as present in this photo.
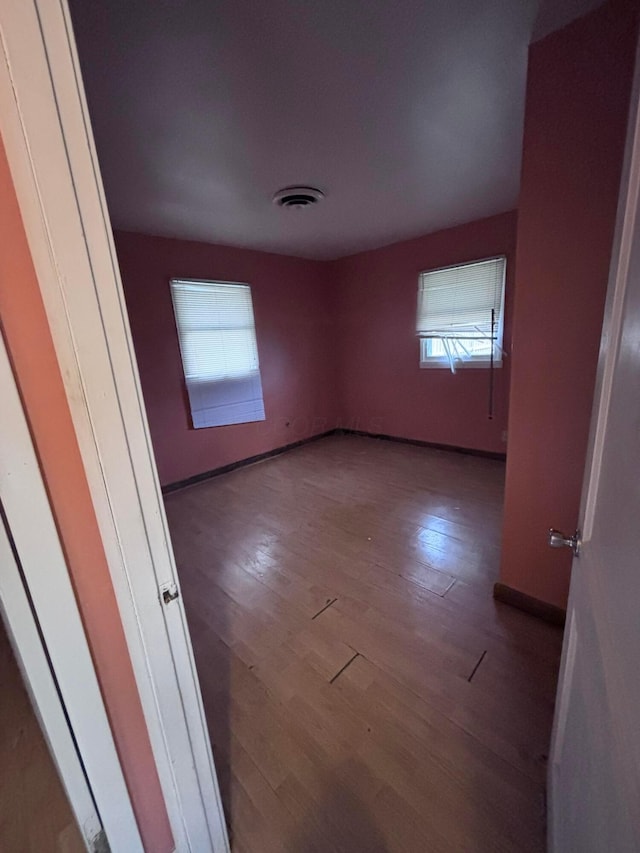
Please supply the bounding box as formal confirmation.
[2,0,637,850]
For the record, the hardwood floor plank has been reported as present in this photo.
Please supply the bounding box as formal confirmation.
[165,434,562,852]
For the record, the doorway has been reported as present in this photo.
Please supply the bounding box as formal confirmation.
[3,0,637,850]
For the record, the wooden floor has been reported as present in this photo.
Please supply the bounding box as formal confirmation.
[0,618,84,852]
[165,435,563,853]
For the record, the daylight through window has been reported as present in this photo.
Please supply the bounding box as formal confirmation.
[416,256,506,372]
[170,279,265,428]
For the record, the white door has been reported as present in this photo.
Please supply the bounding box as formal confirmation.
[0,331,142,852]
[0,2,229,850]
[548,39,640,853]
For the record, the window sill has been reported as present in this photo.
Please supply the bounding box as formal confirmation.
[420,360,503,370]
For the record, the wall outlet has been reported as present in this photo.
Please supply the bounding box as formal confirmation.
[501,430,508,444]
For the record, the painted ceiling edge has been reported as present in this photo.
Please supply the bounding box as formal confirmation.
[112,208,520,265]
[531,0,607,41]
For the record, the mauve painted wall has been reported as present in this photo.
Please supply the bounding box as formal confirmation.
[0,140,173,852]
[332,212,518,453]
[115,231,340,486]
[499,0,638,609]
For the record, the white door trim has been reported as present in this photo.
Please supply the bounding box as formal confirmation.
[578,33,640,543]
[0,524,99,853]
[0,331,142,852]
[547,32,640,853]
[0,1,228,851]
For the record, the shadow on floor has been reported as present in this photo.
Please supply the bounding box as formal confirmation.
[289,768,390,853]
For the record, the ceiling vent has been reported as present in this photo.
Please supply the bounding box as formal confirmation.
[272,186,324,209]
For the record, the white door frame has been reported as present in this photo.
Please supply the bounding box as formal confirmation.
[0,2,228,851]
[547,32,640,852]
[0,524,101,853]
[0,331,142,852]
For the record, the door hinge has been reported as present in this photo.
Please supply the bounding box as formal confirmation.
[160,581,180,605]
[90,829,110,853]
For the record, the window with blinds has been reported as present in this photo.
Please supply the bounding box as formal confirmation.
[416,256,506,372]
[170,279,265,428]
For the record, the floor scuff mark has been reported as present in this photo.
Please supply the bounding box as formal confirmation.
[329,652,359,684]
[312,597,338,620]
[467,650,487,683]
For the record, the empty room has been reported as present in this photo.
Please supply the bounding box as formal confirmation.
[1,0,639,851]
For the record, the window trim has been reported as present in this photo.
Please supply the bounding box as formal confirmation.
[170,277,266,429]
[417,254,506,371]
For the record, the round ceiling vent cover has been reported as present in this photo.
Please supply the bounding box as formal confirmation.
[272,186,324,209]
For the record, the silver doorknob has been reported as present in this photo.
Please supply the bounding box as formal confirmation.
[548,528,581,557]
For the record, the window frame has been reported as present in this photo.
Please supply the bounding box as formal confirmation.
[417,255,506,371]
[170,277,265,429]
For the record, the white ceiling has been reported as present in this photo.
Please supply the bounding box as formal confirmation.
[70,0,605,260]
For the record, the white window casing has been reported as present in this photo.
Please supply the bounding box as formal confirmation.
[170,279,266,428]
[417,256,506,372]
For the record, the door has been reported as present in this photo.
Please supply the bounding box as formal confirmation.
[548,38,640,853]
[0,329,142,851]
[0,2,229,849]
[0,549,86,853]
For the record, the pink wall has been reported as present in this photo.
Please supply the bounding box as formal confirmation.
[119,0,636,618]
[0,140,173,851]
[116,231,340,485]
[499,0,638,609]
[118,215,516,488]
[333,212,518,453]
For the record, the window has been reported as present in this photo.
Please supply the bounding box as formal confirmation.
[416,256,506,372]
[170,279,265,428]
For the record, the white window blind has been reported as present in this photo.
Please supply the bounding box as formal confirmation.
[170,279,265,428]
[417,256,506,372]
